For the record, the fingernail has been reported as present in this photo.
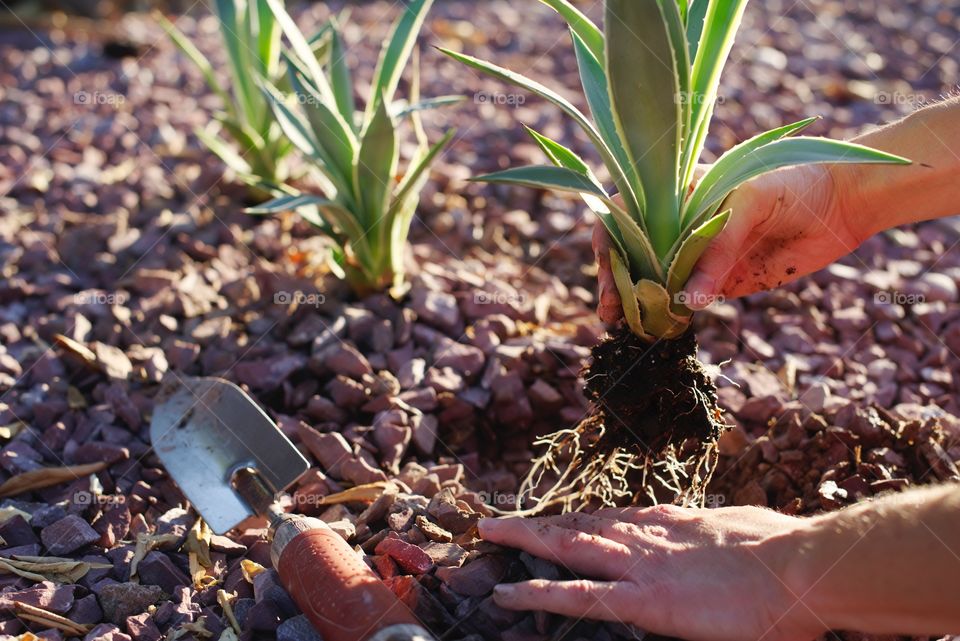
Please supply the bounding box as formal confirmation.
[477,518,498,537]
[493,584,515,599]
[683,273,717,310]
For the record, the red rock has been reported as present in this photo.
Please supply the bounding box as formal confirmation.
[435,556,506,596]
[296,425,352,478]
[374,537,434,574]
[371,554,400,579]
[41,515,100,555]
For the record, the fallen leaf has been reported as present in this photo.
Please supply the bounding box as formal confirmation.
[165,615,214,640]
[216,590,241,634]
[183,519,216,590]
[0,462,108,498]
[52,334,97,366]
[0,421,25,440]
[240,559,266,583]
[0,506,31,524]
[217,629,239,641]
[0,555,112,584]
[12,601,90,636]
[131,532,181,579]
[67,386,87,409]
[316,481,389,506]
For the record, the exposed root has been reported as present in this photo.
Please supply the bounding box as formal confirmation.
[503,327,726,516]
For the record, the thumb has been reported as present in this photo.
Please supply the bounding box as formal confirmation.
[683,203,757,309]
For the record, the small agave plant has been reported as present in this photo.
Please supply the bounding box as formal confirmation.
[249,0,459,295]
[443,0,909,510]
[158,0,295,194]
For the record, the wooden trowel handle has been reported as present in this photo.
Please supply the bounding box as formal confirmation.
[271,516,434,641]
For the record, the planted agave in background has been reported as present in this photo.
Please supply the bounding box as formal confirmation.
[158,0,297,196]
[248,0,459,295]
[443,0,909,510]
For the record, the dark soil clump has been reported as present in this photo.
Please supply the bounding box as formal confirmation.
[584,326,725,457]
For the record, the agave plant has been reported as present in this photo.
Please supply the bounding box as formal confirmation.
[248,0,459,295]
[442,0,908,341]
[158,0,301,193]
[443,0,909,512]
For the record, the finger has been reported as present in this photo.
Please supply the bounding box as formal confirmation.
[683,201,758,309]
[592,226,624,324]
[493,579,640,623]
[479,517,631,579]
[530,513,625,539]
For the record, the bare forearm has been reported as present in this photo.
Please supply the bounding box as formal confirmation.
[836,97,960,237]
[780,484,960,635]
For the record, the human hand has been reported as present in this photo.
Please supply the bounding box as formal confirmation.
[594,163,860,317]
[479,505,824,641]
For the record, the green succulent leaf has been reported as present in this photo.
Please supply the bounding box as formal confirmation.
[356,95,399,231]
[570,30,645,219]
[667,208,730,313]
[606,0,682,258]
[438,46,637,215]
[328,22,355,128]
[524,126,594,179]
[195,128,253,176]
[682,0,749,187]
[681,116,818,229]
[685,0,709,60]
[253,0,281,77]
[635,279,690,339]
[285,67,356,188]
[472,165,607,198]
[538,0,605,65]
[365,0,434,125]
[687,137,910,229]
[392,95,465,120]
[156,14,231,109]
[609,249,648,339]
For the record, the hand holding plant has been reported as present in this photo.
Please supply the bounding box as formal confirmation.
[594,163,856,319]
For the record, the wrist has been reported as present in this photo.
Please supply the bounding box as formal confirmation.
[752,516,833,637]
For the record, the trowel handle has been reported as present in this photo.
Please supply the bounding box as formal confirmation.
[271,516,435,641]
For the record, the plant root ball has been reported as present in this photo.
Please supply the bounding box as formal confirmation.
[584,326,724,458]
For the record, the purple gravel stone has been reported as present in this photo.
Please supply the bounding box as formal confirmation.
[30,504,67,528]
[0,582,74,613]
[0,515,37,547]
[98,582,164,624]
[126,612,162,641]
[84,623,132,641]
[68,594,103,624]
[136,551,189,594]
[276,615,323,641]
[40,515,100,555]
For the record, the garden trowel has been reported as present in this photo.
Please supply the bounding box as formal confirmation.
[150,377,434,641]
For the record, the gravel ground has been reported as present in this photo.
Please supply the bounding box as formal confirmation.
[1,1,959,640]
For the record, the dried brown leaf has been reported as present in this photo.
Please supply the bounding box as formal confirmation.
[240,559,266,583]
[316,481,389,506]
[12,601,90,636]
[0,555,112,584]
[0,462,108,498]
[131,532,181,579]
